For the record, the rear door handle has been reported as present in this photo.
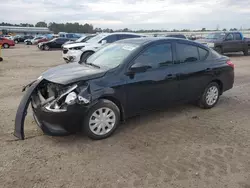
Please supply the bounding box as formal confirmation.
[205,68,212,72]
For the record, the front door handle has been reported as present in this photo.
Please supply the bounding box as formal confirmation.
[205,68,212,72]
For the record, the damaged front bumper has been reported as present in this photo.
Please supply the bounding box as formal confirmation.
[14,79,92,140]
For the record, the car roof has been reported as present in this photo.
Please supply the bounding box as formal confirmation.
[99,32,143,36]
[116,37,209,48]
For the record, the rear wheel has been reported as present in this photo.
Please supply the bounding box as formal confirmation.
[199,82,220,109]
[80,51,94,63]
[243,49,249,56]
[83,99,120,140]
[3,43,9,48]
[215,47,222,54]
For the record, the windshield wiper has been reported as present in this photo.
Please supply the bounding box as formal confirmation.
[85,62,100,68]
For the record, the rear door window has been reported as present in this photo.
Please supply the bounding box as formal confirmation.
[234,33,242,40]
[103,35,118,43]
[175,43,199,63]
[198,47,209,60]
[118,34,140,40]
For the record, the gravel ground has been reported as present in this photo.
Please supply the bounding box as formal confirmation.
[0,44,250,188]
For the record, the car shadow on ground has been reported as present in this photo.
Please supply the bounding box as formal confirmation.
[48,99,228,144]
[22,93,243,145]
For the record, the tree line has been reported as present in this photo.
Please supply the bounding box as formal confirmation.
[0,21,249,34]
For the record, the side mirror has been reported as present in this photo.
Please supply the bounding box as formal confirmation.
[101,40,107,44]
[126,63,152,75]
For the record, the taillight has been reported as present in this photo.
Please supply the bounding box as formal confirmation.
[227,60,234,69]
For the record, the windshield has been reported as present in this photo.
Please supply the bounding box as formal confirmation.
[86,43,139,69]
[75,36,86,42]
[205,33,225,40]
[49,38,57,42]
[86,34,107,43]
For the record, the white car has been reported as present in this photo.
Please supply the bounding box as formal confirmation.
[2,35,13,40]
[62,34,96,48]
[62,32,145,63]
[24,36,45,45]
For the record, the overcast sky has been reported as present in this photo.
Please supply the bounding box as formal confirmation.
[1,0,250,30]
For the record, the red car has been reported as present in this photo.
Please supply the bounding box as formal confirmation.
[35,38,49,45]
[0,37,15,48]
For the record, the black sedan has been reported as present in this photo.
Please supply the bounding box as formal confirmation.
[14,35,34,43]
[38,37,70,50]
[14,38,234,140]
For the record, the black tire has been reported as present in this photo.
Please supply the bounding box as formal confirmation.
[243,49,249,56]
[199,82,220,109]
[3,43,9,49]
[215,47,222,54]
[0,57,3,61]
[80,51,94,63]
[83,99,120,140]
[44,45,50,51]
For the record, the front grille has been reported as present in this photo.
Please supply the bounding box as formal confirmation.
[63,48,68,54]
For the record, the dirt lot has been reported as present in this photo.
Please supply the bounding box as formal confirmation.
[0,44,250,188]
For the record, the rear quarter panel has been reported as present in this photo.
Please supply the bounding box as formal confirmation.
[209,57,234,92]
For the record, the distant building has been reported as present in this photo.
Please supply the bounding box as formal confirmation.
[0,26,52,36]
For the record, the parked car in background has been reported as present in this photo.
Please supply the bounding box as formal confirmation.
[14,35,34,44]
[188,35,197,40]
[59,32,82,41]
[166,34,187,39]
[62,34,96,48]
[0,37,15,48]
[24,36,45,45]
[196,31,250,55]
[36,37,49,45]
[62,32,145,63]
[2,35,14,40]
[14,37,234,140]
[38,37,70,50]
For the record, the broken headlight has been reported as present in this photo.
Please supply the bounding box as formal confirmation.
[65,92,77,105]
[32,82,92,113]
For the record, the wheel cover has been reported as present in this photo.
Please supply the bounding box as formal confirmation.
[4,44,8,48]
[89,107,116,135]
[206,86,219,106]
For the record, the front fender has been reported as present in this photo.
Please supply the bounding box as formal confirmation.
[14,79,43,140]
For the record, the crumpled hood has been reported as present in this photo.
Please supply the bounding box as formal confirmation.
[41,62,107,85]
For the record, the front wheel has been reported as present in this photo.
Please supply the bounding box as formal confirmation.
[80,51,94,63]
[83,99,120,140]
[3,43,9,48]
[14,40,18,44]
[199,82,220,109]
[44,45,50,51]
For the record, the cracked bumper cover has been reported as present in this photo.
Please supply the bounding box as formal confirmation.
[14,79,90,140]
[32,103,85,136]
